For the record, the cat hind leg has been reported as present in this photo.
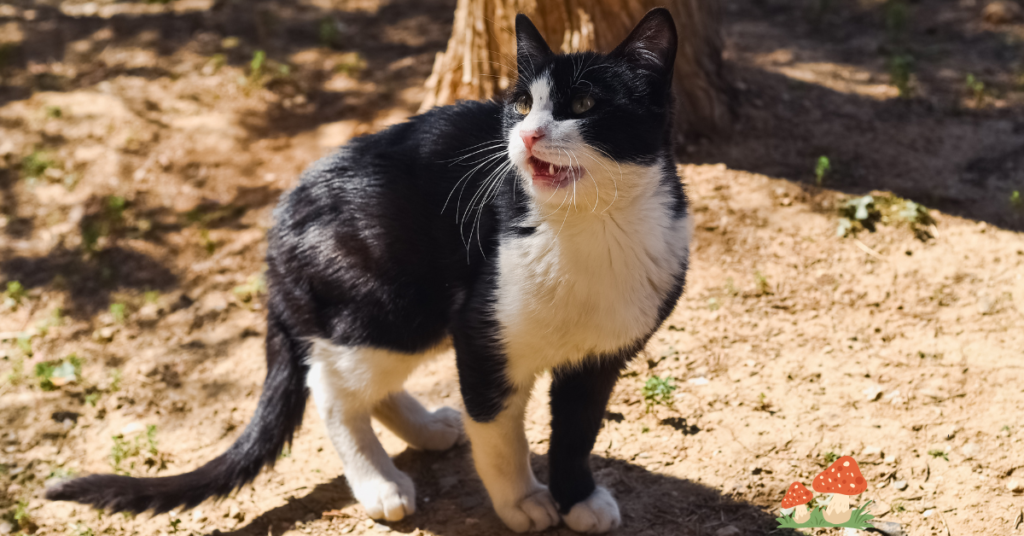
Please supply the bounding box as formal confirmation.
[373,391,463,451]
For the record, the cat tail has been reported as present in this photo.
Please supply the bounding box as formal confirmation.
[45,307,310,514]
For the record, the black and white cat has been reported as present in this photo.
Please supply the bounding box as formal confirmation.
[47,9,690,534]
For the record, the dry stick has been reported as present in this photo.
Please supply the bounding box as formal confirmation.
[853,238,884,260]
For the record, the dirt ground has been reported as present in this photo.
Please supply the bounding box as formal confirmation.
[1,0,1023,535]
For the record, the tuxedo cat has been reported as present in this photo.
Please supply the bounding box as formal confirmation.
[47,9,690,534]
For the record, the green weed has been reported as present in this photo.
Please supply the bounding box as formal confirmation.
[110,424,165,475]
[21,150,57,180]
[45,105,62,118]
[34,354,82,391]
[319,18,340,48]
[887,54,914,99]
[815,156,831,186]
[110,302,127,324]
[110,368,122,392]
[3,280,26,310]
[892,501,906,513]
[822,450,840,464]
[928,448,949,461]
[82,195,129,253]
[965,74,985,107]
[642,375,677,413]
[755,270,771,295]
[233,273,267,303]
[1011,190,1021,210]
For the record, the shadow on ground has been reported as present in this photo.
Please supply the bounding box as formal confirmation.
[214,446,791,536]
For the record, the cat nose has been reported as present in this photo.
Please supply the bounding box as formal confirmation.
[520,129,545,151]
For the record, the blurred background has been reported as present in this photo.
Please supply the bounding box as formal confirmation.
[1,1,1022,535]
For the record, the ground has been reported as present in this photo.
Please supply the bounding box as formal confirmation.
[1,0,1023,535]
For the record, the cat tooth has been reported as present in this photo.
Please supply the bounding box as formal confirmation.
[549,163,554,174]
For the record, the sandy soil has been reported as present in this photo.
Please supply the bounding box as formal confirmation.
[1,0,1023,535]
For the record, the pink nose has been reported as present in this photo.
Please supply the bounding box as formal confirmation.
[521,129,544,151]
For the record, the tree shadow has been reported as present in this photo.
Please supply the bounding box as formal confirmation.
[690,63,1024,232]
[689,0,1024,231]
[211,446,793,536]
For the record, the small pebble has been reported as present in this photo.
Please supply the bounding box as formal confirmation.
[893,480,908,491]
[1008,479,1023,493]
[922,509,935,518]
[0,521,13,535]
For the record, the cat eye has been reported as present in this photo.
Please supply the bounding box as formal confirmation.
[571,95,595,115]
[515,95,532,115]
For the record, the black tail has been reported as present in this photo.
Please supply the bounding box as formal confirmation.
[45,310,310,514]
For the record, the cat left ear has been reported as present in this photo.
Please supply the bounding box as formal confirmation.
[515,14,553,76]
[610,8,678,77]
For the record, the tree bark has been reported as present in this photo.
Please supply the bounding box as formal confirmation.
[420,0,733,141]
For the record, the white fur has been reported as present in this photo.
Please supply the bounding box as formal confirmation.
[478,70,690,534]
[463,378,560,533]
[306,341,460,522]
[564,487,621,533]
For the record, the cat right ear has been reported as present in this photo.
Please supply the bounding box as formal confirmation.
[515,14,553,77]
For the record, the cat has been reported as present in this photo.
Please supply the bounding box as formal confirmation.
[46,8,690,534]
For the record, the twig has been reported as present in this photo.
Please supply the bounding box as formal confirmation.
[853,238,884,259]
[938,511,952,536]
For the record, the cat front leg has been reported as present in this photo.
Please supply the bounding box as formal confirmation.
[462,379,560,533]
[549,357,627,533]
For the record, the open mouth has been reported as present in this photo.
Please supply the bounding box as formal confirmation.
[528,156,581,189]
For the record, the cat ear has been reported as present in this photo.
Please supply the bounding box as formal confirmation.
[610,8,678,77]
[515,14,553,75]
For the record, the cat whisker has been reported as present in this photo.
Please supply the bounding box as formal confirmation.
[446,151,508,217]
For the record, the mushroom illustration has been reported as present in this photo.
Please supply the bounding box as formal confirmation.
[813,456,867,524]
[781,481,814,524]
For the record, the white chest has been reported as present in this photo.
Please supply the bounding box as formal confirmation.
[494,194,690,384]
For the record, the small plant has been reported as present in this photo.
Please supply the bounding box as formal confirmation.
[892,501,906,513]
[965,74,985,107]
[927,448,949,461]
[71,523,95,536]
[822,450,840,465]
[233,273,267,303]
[3,280,26,309]
[9,498,37,533]
[707,297,721,311]
[110,368,123,392]
[640,425,650,433]
[144,290,161,304]
[755,270,771,295]
[837,195,878,237]
[1011,190,1022,210]
[642,375,677,413]
[169,517,182,533]
[21,150,57,180]
[110,424,166,475]
[815,156,831,186]
[44,105,62,118]
[110,302,127,323]
[887,54,914,99]
[34,354,82,391]
[319,17,339,48]
[82,195,129,253]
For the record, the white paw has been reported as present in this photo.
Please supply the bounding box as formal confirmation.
[563,487,621,534]
[350,471,417,522]
[494,486,560,533]
[412,406,463,451]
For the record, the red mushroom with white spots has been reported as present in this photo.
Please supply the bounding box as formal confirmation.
[813,456,867,524]
[781,481,814,524]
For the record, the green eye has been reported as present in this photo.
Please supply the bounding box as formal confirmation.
[515,95,532,115]
[571,95,595,114]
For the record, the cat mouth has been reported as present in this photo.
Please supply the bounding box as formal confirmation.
[528,156,581,189]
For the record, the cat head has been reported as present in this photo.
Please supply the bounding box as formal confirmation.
[504,8,677,212]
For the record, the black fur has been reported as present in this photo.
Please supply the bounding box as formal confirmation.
[47,8,687,517]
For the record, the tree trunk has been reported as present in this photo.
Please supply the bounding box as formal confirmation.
[420,0,733,142]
